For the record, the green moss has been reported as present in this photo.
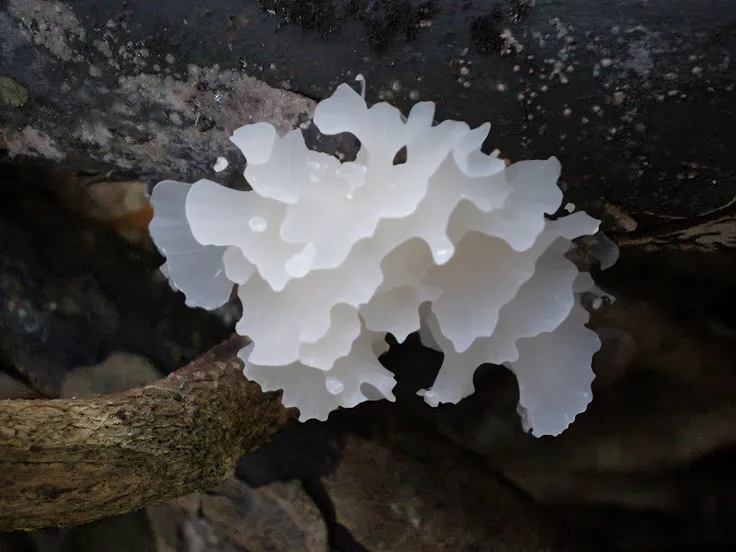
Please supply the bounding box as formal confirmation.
[0,76,29,108]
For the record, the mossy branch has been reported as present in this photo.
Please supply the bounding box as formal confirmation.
[0,336,288,531]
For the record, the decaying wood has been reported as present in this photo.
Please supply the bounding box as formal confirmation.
[0,336,288,531]
[147,479,329,552]
[3,0,736,247]
[145,413,582,552]
[324,428,578,551]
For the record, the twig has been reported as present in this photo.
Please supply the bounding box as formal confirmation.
[0,335,288,531]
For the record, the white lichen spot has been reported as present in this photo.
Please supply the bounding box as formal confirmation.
[500,28,524,56]
[4,125,65,161]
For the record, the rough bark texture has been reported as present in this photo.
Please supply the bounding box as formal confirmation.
[0,336,288,531]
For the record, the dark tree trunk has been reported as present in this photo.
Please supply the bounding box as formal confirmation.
[1,0,735,247]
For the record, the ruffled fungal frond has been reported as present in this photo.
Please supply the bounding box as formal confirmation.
[149,83,605,435]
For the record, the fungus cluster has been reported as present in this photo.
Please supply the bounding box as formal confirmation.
[149,83,601,437]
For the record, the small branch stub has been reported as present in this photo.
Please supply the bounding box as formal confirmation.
[0,336,288,531]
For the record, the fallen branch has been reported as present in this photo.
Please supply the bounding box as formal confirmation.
[0,335,288,531]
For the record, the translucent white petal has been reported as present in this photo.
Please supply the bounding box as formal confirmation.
[449,158,563,252]
[162,247,233,310]
[404,101,436,136]
[149,180,233,309]
[418,249,583,412]
[315,84,410,164]
[243,130,311,204]
[371,334,391,357]
[230,122,277,165]
[222,245,255,285]
[573,272,595,293]
[376,238,436,293]
[329,327,397,408]
[362,285,432,343]
[417,309,481,406]
[507,303,600,437]
[452,123,506,178]
[546,211,601,241]
[313,83,368,136]
[186,179,301,291]
[426,232,539,352]
[417,302,442,351]
[236,239,386,365]
[377,156,510,266]
[361,102,414,163]
[482,244,579,364]
[239,342,341,421]
[299,304,362,370]
[238,326,396,422]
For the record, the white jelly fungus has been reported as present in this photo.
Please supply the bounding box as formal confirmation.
[149,83,602,436]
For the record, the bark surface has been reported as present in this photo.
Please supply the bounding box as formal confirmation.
[0,336,288,531]
[1,0,735,245]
